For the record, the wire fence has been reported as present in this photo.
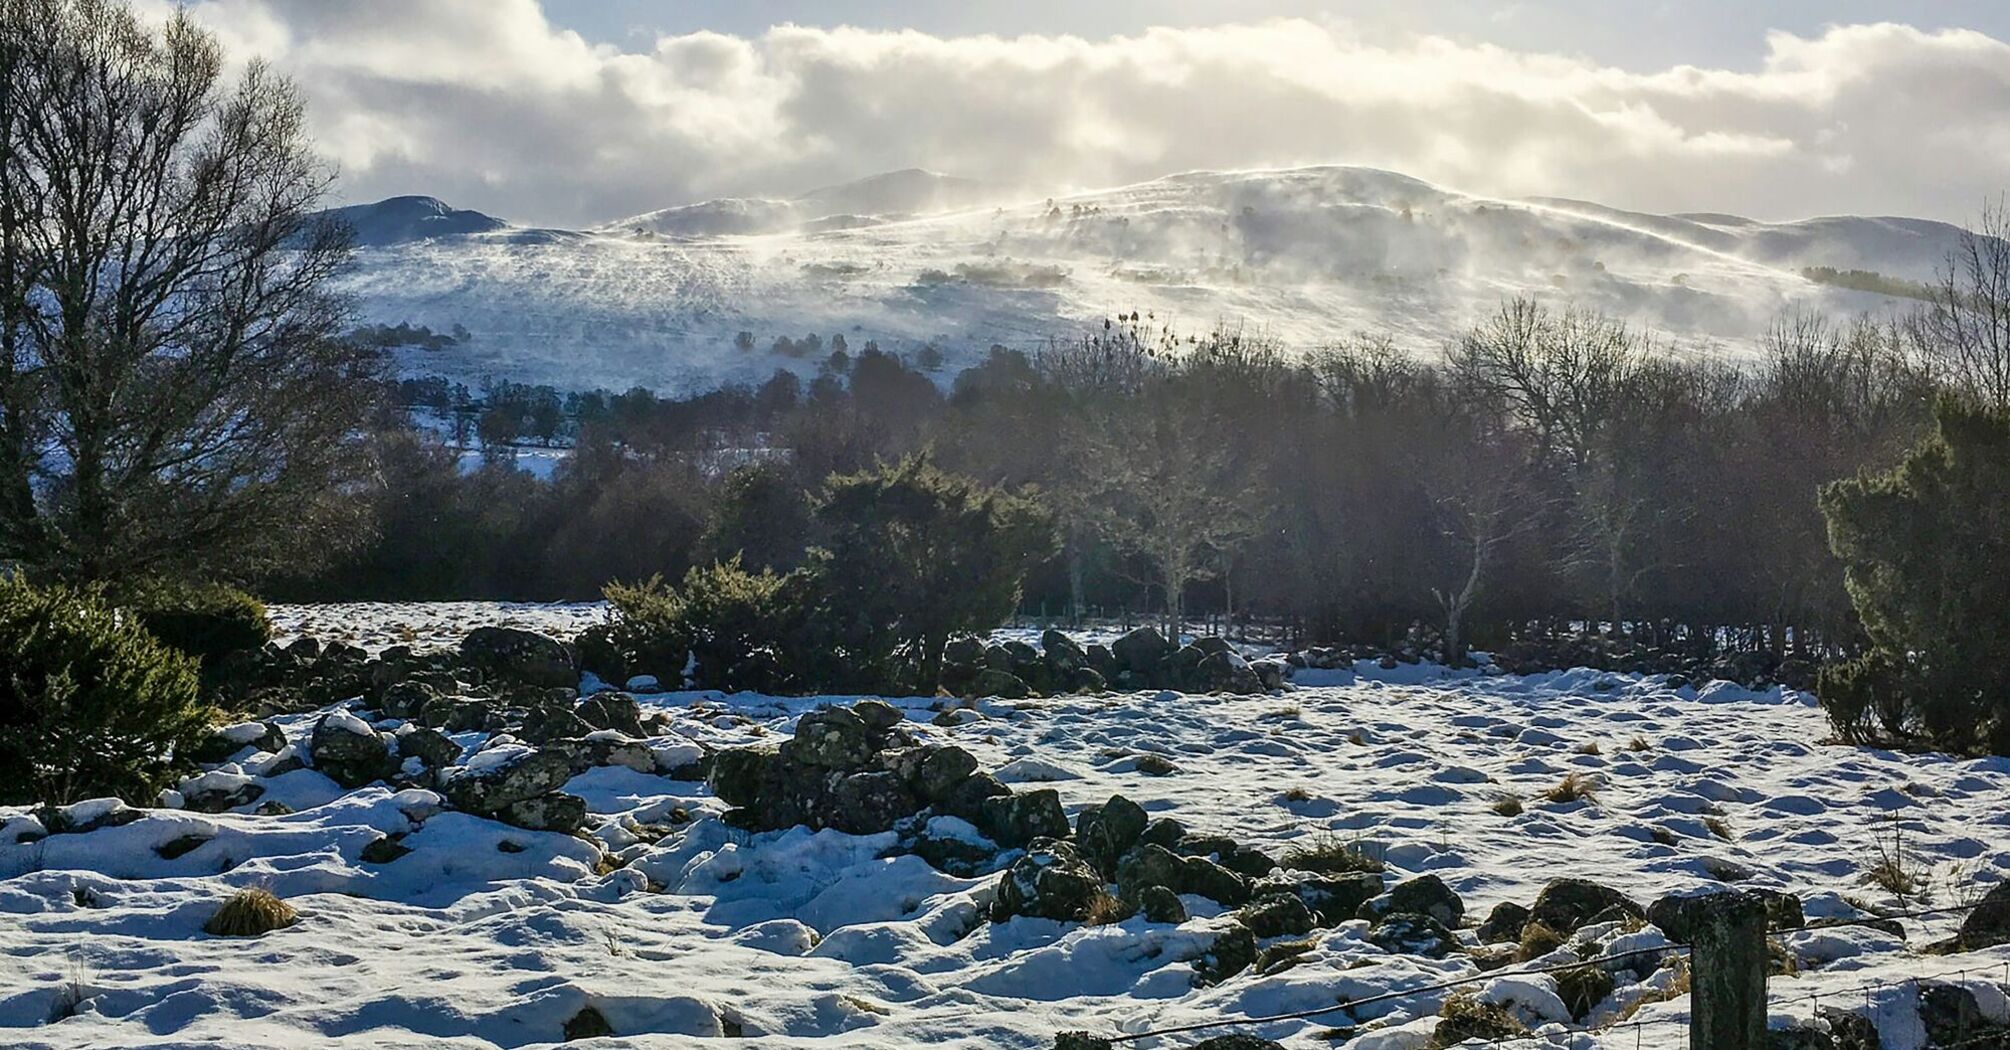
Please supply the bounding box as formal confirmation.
[1064,893,2008,1049]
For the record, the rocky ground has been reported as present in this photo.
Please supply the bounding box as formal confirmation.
[2,609,2008,1049]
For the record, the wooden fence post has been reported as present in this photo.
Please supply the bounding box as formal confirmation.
[1689,891,1769,1050]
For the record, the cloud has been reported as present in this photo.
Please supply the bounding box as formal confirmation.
[157,2,2010,228]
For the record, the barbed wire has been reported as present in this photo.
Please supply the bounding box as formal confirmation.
[1104,942,1691,1044]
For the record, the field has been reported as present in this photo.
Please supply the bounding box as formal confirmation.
[2,606,2007,1048]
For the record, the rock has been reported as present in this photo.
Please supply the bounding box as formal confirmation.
[937,771,1013,823]
[1360,873,1464,927]
[971,667,1032,700]
[975,788,1070,849]
[309,712,398,789]
[155,833,210,859]
[943,636,984,668]
[189,721,288,764]
[1955,880,2010,950]
[1196,650,1262,694]
[495,792,588,834]
[35,799,143,835]
[379,681,440,720]
[1239,892,1317,938]
[181,776,265,813]
[1192,1037,1285,1050]
[909,816,1004,876]
[1132,753,1179,777]
[1111,626,1173,676]
[1817,1007,1880,1050]
[852,699,904,733]
[1767,1025,1836,1050]
[1367,912,1458,958]
[1192,636,1235,657]
[782,707,875,771]
[1529,877,1642,935]
[826,772,918,835]
[1140,885,1187,923]
[518,705,596,745]
[1075,794,1149,878]
[1117,843,1252,907]
[564,1004,615,1041]
[992,839,1117,923]
[913,745,980,802]
[1250,659,1287,691]
[360,835,412,864]
[1041,629,1089,674]
[1918,982,2010,1049]
[1274,872,1384,926]
[1054,1033,1114,1050]
[460,627,575,689]
[1064,666,1108,693]
[441,748,574,814]
[398,727,462,770]
[1193,921,1257,984]
[1478,901,1532,943]
[576,693,645,737]
[709,746,780,808]
[1139,817,1185,849]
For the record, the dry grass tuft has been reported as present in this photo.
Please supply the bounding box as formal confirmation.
[1575,741,1602,756]
[204,887,296,937]
[1543,772,1597,806]
[1283,834,1386,875]
[1625,736,1652,752]
[1864,820,1927,899]
[1491,795,1524,817]
[1516,920,1565,961]
[1704,816,1735,841]
[1082,891,1132,926]
[1282,786,1316,803]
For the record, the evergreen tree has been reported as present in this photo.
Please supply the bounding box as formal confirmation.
[1819,398,2010,751]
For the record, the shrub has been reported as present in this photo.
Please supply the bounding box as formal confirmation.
[1819,398,2010,752]
[1543,773,1597,806]
[119,579,271,664]
[0,579,213,805]
[203,887,296,936]
[1517,920,1564,961]
[812,456,1056,692]
[601,576,691,686]
[1491,795,1524,817]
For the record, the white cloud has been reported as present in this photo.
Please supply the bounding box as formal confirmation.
[161,3,2010,227]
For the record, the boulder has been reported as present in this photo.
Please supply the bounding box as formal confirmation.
[992,839,1117,923]
[460,627,576,689]
[1075,794,1149,878]
[379,681,440,720]
[1193,921,1258,984]
[826,772,918,835]
[1360,873,1464,927]
[181,775,265,813]
[1528,877,1642,935]
[1111,626,1173,676]
[782,708,875,771]
[1140,885,1187,924]
[189,721,288,764]
[1117,843,1252,907]
[309,712,398,789]
[971,668,1032,700]
[1195,650,1262,694]
[577,693,646,737]
[913,745,980,802]
[909,817,1004,876]
[1477,901,1532,943]
[441,748,574,814]
[397,727,462,771]
[495,792,587,834]
[1954,880,2010,950]
[1239,892,1317,938]
[709,746,780,808]
[975,788,1070,849]
[1367,912,1458,958]
[1041,630,1090,675]
[1265,872,1383,927]
[1918,982,2010,1049]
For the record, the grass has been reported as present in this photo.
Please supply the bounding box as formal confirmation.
[1864,819,1927,899]
[1431,994,1527,1047]
[203,887,297,937]
[1612,959,1691,1023]
[1625,736,1652,752]
[1517,920,1564,961]
[1650,826,1679,847]
[1082,891,1132,926]
[1704,816,1735,841]
[1575,741,1602,756]
[1543,772,1597,806]
[1281,786,1316,803]
[1491,795,1524,817]
[1282,834,1386,875]
[1553,963,1616,1021]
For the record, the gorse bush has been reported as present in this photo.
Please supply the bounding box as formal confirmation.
[0,579,214,805]
[119,579,272,665]
[598,459,1055,697]
[1819,398,2010,752]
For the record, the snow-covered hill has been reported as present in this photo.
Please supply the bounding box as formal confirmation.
[331,167,1976,394]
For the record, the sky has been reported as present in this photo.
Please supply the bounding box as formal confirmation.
[146,1,2010,229]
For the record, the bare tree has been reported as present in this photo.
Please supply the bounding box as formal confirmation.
[1915,201,2010,410]
[0,0,380,582]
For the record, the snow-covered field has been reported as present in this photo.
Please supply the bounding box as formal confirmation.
[267,602,604,653]
[340,165,1969,393]
[5,649,2007,1048]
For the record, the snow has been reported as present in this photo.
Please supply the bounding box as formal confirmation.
[331,165,1976,395]
[3,646,2008,1047]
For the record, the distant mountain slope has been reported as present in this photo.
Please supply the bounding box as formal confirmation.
[319,195,509,247]
[335,166,1977,394]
